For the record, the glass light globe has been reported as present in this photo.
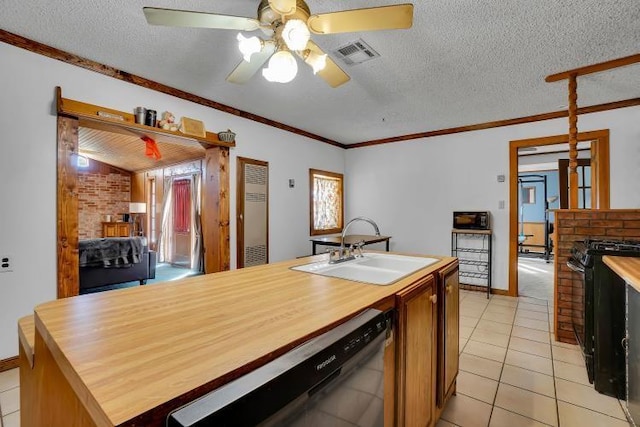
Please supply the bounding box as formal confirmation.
[305,51,327,74]
[262,50,298,83]
[282,19,310,51]
[237,33,262,62]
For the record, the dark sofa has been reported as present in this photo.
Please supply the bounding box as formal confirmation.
[79,237,157,291]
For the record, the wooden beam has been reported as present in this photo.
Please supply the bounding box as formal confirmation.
[5,30,639,151]
[0,29,343,148]
[347,97,640,149]
[568,75,579,209]
[202,147,231,273]
[57,116,80,298]
[545,53,640,82]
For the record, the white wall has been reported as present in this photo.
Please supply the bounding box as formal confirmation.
[0,42,343,360]
[345,106,640,291]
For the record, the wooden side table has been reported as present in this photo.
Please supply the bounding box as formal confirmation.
[102,222,131,238]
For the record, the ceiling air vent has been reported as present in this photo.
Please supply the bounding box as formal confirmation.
[332,39,380,66]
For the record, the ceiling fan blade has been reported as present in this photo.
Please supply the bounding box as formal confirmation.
[143,7,260,31]
[268,0,297,16]
[307,4,413,34]
[226,42,277,84]
[305,40,350,88]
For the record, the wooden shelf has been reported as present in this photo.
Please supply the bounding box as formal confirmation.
[451,228,492,235]
[56,87,235,149]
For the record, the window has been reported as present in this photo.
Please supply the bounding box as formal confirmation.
[77,155,90,168]
[173,179,191,233]
[522,186,536,204]
[309,169,344,236]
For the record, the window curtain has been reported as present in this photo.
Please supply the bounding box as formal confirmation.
[158,177,174,263]
[314,176,340,230]
[173,179,191,233]
[190,173,204,273]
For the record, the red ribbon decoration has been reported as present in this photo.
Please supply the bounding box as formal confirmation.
[141,136,162,160]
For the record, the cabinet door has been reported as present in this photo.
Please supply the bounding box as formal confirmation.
[440,262,459,405]
[396,275,437,427]
[103,223,116,238]
[117,223,131,237]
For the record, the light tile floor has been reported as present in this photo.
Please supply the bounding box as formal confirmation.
[0,290,632,427]
[518,257,555,301]
[440,290,632,427]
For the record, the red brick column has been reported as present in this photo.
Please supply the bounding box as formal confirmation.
[554,209,640,343]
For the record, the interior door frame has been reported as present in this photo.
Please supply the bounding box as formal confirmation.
[236,157,269,269]
[508,129,609,298]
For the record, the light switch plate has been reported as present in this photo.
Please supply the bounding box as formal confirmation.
[498,200,505,209]
[497,174,505,182]
[288,179,295,188]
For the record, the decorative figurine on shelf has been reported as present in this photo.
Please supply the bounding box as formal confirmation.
[158,111,179,131]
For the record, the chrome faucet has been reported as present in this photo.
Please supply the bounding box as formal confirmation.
[329,217,381,264]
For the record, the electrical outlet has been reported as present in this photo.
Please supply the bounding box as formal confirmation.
[498,200,505,210]
[497,174,505,183]
[0,255,13,273]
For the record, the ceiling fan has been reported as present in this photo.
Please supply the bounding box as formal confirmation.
[143,1,413,88]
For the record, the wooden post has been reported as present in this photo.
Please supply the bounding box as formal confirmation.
[57,116,80,298]
[568,74,579,209]
[202,147,231,273]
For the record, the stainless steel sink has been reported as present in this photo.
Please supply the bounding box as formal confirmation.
[291,253,438,285]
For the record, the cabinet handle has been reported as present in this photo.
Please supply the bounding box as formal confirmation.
[622,337,629,350]
[446,285,453,294]
[430,294,437,304]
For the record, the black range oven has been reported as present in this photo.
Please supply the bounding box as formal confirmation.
[568,238,640,399]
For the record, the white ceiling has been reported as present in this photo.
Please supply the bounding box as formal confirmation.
[2,0,639,144]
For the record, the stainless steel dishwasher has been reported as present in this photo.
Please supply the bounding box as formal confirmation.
[167,308,392,426]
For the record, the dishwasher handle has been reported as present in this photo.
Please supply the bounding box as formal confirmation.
[308,368,342,397]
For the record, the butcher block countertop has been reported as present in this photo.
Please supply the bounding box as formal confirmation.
[32,252,455,426]
[603,255,640,293]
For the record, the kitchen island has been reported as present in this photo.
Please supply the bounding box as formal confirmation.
[19,252,458,427]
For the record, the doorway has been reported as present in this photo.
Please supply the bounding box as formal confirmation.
[508,129,610,298]
[236,157,269,268]
[157,173,203,271]
[56,112,226,298]
[171,178,193,267]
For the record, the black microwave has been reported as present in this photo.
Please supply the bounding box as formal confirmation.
[453,211,490,230]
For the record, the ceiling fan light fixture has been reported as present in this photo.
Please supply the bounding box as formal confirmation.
[262,50,298,83]
[237,33,263,62]
[281,19,310,51]
[304,50,327,74]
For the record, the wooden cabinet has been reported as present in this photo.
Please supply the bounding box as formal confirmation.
[395,275,437,427]
[437,261,460,408]
[102,222,131,237]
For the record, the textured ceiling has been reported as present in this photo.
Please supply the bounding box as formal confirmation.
[2,0,639,144]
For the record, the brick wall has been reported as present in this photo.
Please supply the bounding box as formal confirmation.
[555,209,640,343]
[78,164,131,239]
